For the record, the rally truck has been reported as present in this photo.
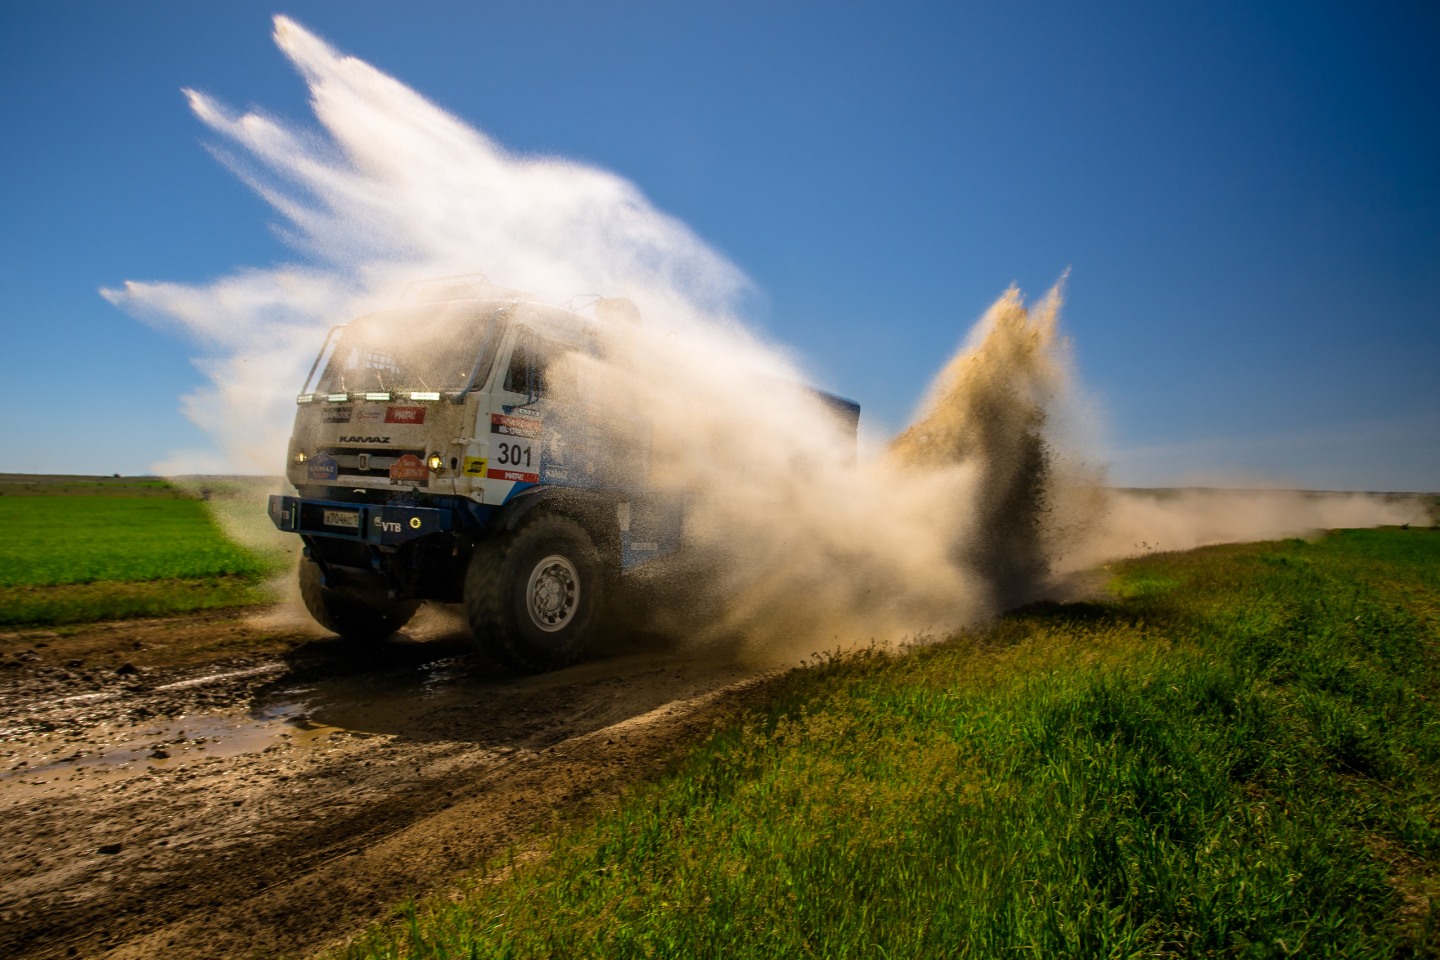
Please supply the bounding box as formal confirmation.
[268,279,860,671]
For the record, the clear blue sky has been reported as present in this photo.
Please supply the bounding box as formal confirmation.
[2,1,1436,490]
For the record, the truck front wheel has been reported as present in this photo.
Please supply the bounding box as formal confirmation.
[466,514,605,672]
[298,559,419,642]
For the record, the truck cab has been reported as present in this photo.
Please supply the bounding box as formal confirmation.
[269,288,679,670]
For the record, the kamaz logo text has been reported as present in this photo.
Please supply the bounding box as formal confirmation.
[340,436,391,443]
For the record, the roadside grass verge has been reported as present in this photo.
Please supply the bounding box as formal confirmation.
[0,576,273,626]
[0,489,288,625]
[331,528,1440,959]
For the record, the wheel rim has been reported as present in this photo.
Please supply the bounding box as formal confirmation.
[525,554,579,633]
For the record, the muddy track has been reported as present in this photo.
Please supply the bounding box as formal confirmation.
[0,607,771,959]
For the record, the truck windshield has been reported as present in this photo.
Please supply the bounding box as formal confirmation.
[306,302,500,396]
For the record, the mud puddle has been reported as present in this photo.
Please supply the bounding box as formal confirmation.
[0,608,776,960]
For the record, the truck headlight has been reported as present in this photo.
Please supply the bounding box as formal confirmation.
[426,453,443,472]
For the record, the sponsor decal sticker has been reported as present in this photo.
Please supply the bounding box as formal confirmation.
[385,405,427,425]
[372,513,430,535]
[462,456,488,477]
[322,406,353,424]
[490,413,540,438]
[307,452,338,481]
[357,408,384,421]
[389,453,429,483]
[486,467,540,483]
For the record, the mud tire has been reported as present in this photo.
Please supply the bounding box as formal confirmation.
[298,559,420,642]
[465,514,605,672]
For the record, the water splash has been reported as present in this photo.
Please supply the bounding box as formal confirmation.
[890,284,1075,609]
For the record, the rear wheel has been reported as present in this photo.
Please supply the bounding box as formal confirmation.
[298,559,419,642]
[465,514,605,672]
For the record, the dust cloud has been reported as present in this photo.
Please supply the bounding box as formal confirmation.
[103,17,1425,660]
[1057,488,1427,573]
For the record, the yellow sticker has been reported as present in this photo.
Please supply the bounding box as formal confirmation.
[462,456,488,477]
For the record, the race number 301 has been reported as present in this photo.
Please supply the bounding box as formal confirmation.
[494,442,532,469]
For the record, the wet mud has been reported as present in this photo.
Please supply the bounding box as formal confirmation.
[0,607,769,959]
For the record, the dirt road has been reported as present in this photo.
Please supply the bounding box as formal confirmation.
[0,606,769,959]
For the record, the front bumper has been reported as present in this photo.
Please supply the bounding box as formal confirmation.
[267,495,454,546]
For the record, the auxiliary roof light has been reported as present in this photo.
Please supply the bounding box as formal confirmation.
[326,393,350,403]
[363,392,392,402]
[296,394,315,404]
[426,453,443,472]
[409,391,442,402]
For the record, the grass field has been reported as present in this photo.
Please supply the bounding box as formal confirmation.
[331,528,1440,959]
[0,473,176,497]
[0,476,289,625]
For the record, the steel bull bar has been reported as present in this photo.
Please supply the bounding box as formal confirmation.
[267,495,454,546]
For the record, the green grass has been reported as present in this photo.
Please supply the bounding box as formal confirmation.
[0,485,288,625]
[0,576,274,625]
[330,528,1440,959]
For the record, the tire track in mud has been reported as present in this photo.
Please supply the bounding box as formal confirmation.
[0,609,771,959]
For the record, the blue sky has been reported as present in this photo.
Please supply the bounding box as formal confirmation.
[2,1,1436,490]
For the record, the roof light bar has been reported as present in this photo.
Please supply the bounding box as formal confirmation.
[408,391,442,402]
[363,392,392,402]
[326,393,349,403]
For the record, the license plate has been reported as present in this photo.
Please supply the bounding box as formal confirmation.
[322,509,359,529]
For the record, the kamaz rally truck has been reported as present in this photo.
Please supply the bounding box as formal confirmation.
[268,279,859,671]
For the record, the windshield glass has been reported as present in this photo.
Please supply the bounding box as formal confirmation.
[305,302,503,395]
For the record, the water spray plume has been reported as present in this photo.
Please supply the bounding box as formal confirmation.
[104,17,1426,658]
[890,284,1070,610]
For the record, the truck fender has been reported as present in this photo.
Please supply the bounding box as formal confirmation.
[492,487,623,571]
